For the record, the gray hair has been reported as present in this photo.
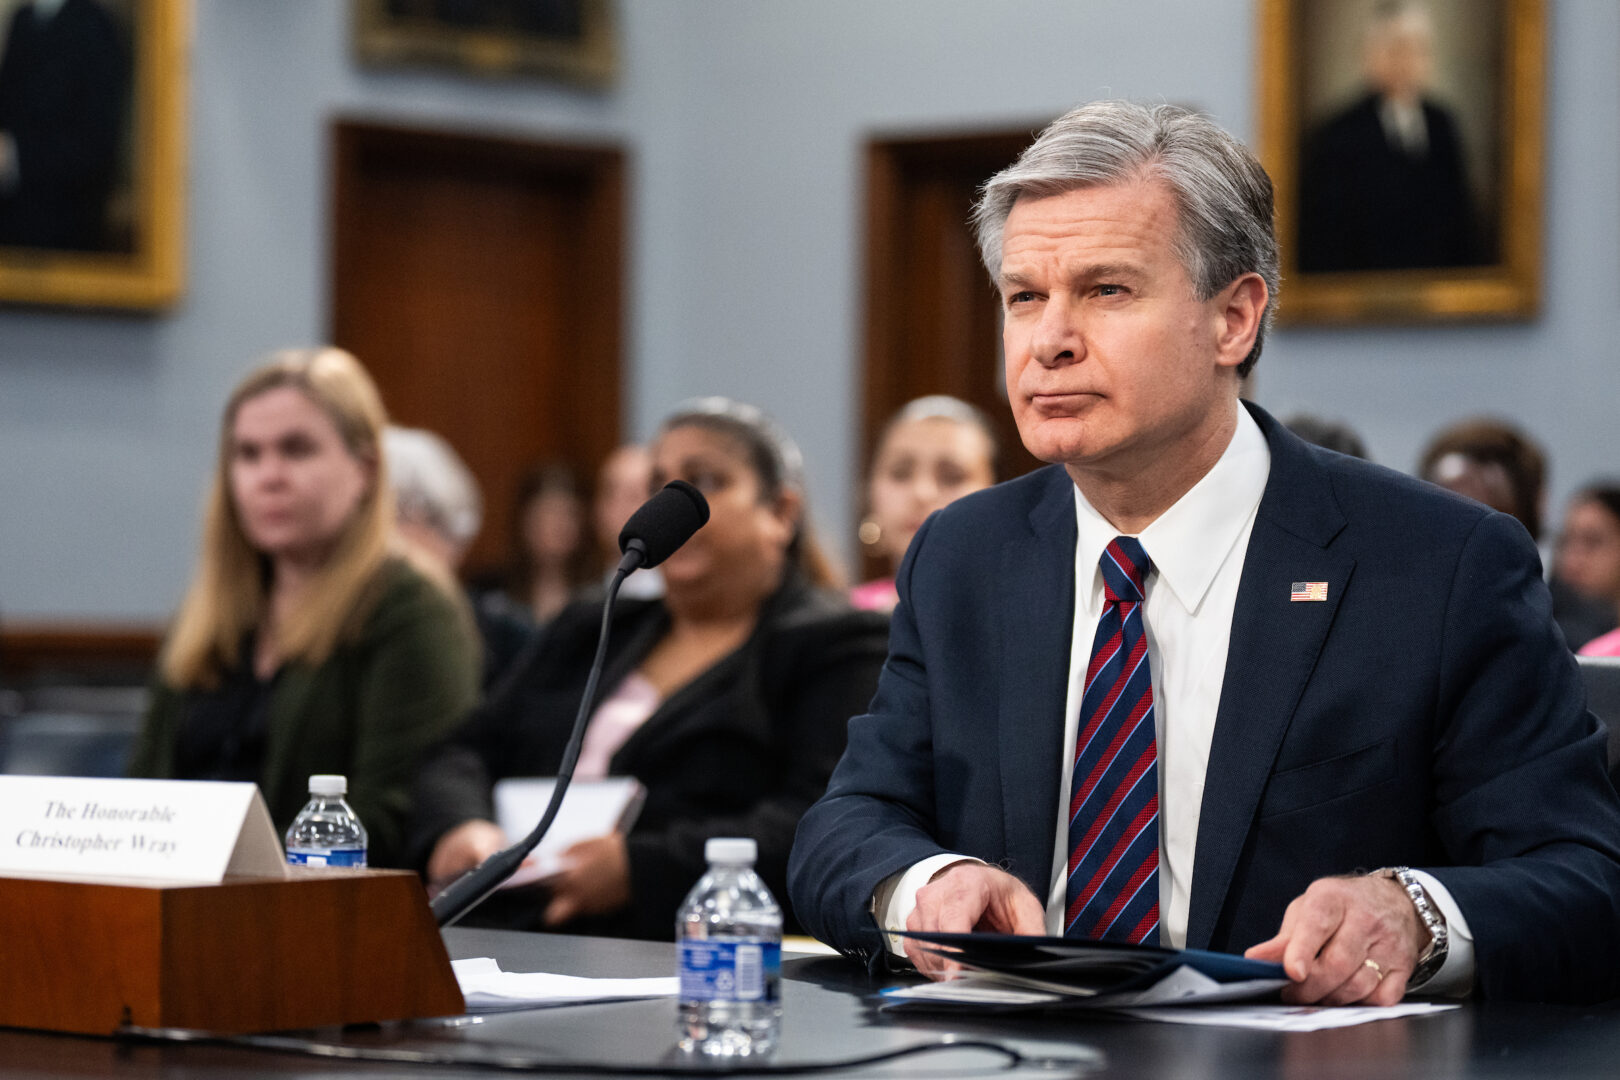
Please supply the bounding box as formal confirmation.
[971,100,1279,377]
[383,425,482,547]
[1368,0,1434,40]
[881,394,1000,481]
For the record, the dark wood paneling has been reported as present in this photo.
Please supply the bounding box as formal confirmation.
[0,871,460,1034]
[0,624,163,685]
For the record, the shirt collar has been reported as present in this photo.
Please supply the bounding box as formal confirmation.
[1072,403,1271,614]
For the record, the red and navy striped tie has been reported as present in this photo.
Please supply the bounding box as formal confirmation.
[1064,536,1160,945]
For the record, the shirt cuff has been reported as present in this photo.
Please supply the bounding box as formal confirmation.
[872,853,984,959]
[1406,869,1474,997]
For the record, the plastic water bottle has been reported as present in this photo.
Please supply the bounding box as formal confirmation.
[284,774,368,867]
[676,837,782,1058]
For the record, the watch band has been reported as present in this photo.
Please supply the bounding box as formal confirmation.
[1372,866,1449,987]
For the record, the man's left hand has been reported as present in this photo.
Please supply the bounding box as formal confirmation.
[1244,874,1430,1006]
[541,833,631,927]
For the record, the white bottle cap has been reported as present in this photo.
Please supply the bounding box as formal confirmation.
[705,837,756,864]
[308,774,347,796]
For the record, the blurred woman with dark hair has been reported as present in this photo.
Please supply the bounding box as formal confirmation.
[1419,419,1617,651]
[412,398,888,938]
[1560,485,1620,657]
[505,461,595,625]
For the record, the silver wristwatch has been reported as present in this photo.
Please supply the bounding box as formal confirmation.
[1372,866,1449,988]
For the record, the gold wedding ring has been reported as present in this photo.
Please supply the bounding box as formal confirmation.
[1363,957,1386,980]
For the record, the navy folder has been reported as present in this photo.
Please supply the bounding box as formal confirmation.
[896,930,1285,996]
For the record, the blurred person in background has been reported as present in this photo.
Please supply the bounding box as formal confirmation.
[386,425,481,571]
[590,444,663,601]
[129,348,479,867]
[384,424,534,688]
[411,398,887,939]
[852,396,998,613]
[1281,413,1369,460]
[500,461,594,625]
[1556,485,1620,657]
[1419,420,1617,650]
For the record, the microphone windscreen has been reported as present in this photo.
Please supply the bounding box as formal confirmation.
[618,480,710,568]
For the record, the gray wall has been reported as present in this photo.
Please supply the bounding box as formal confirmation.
[0,0,1612,622]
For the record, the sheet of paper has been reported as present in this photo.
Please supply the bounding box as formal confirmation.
[1113,1001,1461,1031]
[881,965,1287,1010]
[782,935,841,957]
[451,957,678,1012]
[881,979,1064,1008]
[492,777,645,890]
[881,972,1460,1030]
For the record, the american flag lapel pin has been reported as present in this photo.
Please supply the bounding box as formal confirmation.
[1290,581,1328,602]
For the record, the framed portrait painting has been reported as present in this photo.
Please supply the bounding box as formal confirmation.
[352,0,616,87]
[1258,0,1544,324]
[0,0,188,310]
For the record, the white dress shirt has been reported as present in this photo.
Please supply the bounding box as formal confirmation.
[1048,401,1270,948]
[1378,96,1430,157]
[877,403,1473,994]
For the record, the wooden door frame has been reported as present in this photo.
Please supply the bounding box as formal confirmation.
[329,120,626,577]
[859,127,1043,578]
[330,118,625,448]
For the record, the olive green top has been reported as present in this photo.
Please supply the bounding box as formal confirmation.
[130,558,479,868]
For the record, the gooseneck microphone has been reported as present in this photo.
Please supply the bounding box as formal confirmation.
[616,479,710,572]
[431,480,710,928]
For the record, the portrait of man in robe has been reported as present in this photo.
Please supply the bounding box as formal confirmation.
[0,0,134,254]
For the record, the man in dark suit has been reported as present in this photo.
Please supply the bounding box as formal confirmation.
[1297,1,1482,272]
[788,100,1620,1005]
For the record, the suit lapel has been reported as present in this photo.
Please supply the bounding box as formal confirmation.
[998,468,1079,892]
[1184,405,1353,949]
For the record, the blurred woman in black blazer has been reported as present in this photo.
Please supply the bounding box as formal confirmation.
[412,398,888,939]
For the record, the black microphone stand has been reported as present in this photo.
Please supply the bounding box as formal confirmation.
[431,543,647,928]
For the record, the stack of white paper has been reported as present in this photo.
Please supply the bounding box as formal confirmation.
[451,957,677,1012]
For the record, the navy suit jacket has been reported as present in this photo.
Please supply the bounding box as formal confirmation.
[789,404,1620,1003]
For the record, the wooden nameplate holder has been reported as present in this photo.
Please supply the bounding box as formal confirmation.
[0,867,464,1035]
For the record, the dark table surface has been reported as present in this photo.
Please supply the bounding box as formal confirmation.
[3,927,1620,1078]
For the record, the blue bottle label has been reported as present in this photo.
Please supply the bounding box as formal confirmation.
[678,940,781,1002]
[286,847,367,867]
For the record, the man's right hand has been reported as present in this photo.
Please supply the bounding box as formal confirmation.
[903,862,1045,979]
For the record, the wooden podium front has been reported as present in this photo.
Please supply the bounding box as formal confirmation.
[0,868,464,1035]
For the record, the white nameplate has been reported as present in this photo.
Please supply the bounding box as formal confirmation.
[0,777,289,884]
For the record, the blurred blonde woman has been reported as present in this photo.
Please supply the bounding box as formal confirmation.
[129,348,479,867]
[852,396,998,612]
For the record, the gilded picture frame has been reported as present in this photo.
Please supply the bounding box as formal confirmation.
[352,0,615,88]
[1258,0,1544,325]
[0,0,189,310]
